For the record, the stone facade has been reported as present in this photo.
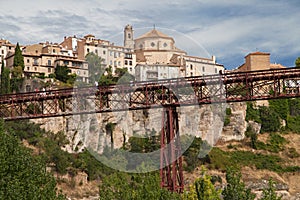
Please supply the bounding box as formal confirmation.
[237,51,286,71]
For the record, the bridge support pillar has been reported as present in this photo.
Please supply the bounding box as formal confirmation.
[160,106,184,193]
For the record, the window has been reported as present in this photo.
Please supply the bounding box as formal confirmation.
[1,50,4,54]
[34,67,37,71]
[48,60,51,66]
[128,33,131,39]
[53,49,56,53]
[190,64,193,70]
[202,66,205,72]
[103,50,106,55]
[27,59,30,63]
[139,44,143,49]
[64,61,69,66]
[163,42,168,47]
[118,61,121,66]
[110,60,112,65]
[110,51,113,56]
[215,68,218,74]
[129,67,132,72]
[129,61,132,66]
[27,67,30,70]
[114,61,117,66]
[48,68,51,73]
[33,58,38,66]
[95,49,98,54]
[191,72,193,76]
[87,48,90,53]
[151,42,155,47]
[125,53,132,59]
[125,60,128,65]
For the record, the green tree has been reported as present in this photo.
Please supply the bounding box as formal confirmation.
[0,63,11,94]
[295,57,300,68]
[13,42,24,69]
[85,52,105,84]
[54,65,76,83]
[98,66,115,86]
[222,168,256,200]
[260,179,282,200]
[0,120,65,200]
[99,172,180,200]
[10,66,23,92]
[183,166,221,200]
[269,99,289,121]
[259,106,281,133]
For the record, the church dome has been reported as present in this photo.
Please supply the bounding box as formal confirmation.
[135,29,174,41]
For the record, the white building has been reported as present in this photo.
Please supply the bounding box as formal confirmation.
[133,28,224,81]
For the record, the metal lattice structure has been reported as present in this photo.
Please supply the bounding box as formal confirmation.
[1,67,300,192]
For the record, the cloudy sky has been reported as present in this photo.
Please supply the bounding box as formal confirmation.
[1,0,299,69]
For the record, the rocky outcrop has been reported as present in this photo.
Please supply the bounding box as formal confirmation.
[31,102,250,153]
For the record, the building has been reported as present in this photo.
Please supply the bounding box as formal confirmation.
[5,42,89,82]
[0,39,15,68]
[237,52,286,71]
[60,32,136,76]
[133,27,224,81]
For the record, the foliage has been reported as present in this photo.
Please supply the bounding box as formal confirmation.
[183,137,211,172]
[183,166,221,200]
[99,171,181,200]
[0,65,11,94]
[13,42,24,69]
[98,66,115,86]
[54,65,76,84]
[10,66,24,92]
[260,179,282,200]
[288,98,300,116]
[245,125,257,149]
[245,102,261,123]
[222,168,256,200]
[295,57,300,68]
[115,67,135,84]
[85,52,105,84]
[255,133,287,153]
[0,120,65,200]
[269,99,289,121]
[259,106,281,133]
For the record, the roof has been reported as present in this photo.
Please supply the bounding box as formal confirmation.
[270,63,286,69]
[135,29,174,41]
[245,51,270,57]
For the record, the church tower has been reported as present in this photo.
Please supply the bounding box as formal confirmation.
[124,24,134,48]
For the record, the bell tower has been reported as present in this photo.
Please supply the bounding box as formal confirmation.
[124,24,134,49]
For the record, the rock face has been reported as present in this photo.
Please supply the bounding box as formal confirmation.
[31,102,249,153]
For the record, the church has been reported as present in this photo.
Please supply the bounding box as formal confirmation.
[124,25,224,81]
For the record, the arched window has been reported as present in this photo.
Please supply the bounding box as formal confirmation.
[128,33,131,39]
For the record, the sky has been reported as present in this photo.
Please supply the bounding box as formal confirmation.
[1,0,300,69]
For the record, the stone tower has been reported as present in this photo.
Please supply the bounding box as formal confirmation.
[124,24,134,48]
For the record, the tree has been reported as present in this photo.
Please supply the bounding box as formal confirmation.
[0,120,65,200]
[182,166,221,200]
[85,52,105,84]
[295,57,300,68]
[0,63,11,94]
[99,172,180,200]
[13,42,24,69]
[10,65,23,92]
[259,106,281,133]
[260,179,282,200]
[54,65,76,84]
[222,168,255,200]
